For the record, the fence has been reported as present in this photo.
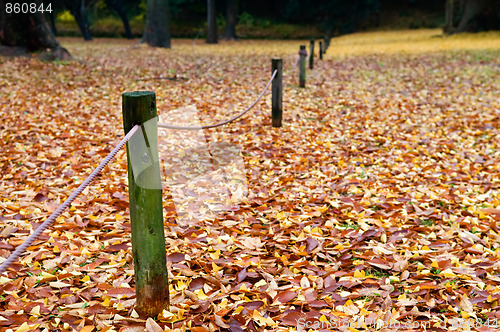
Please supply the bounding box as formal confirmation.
[0,48,325,316]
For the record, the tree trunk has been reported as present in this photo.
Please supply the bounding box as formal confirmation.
[207,0,218,44]
[0,0,70,58]
[455,0,499,33]
[444,0,455,34]
[144,0,171,48]
[323,30,332,54]
[106,0,133,39]
[223,0,238,40]
[48,11,58,36]
[65,0,92,41]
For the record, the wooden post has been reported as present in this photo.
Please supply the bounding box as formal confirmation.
[319,41,323,60]
[299,45,307,88]
[309,39,314,70]
[122,91,168,317]
[271,58,282,127]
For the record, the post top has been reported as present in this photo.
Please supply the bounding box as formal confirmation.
[122,91,156,98]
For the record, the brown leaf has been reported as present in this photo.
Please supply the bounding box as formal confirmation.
[273,290,297,304]
[214,314,230,328]
[281,311,306,326]
[145,317,163,332]
[80,326,96,332]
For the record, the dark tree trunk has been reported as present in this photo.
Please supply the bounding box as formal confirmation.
[0,0,70,58]
[444,0,456,34]
[223,0,238,40]
[455,0,499,32]
[144,0,171,48]
[48,11,58,35]
[106,0,133,39]
[65,0,92,41]
[323,30,332,53]
[207,0,218,44]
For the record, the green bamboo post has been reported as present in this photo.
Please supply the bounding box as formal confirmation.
[309,39,314,70]
[122,91,168,316]
[319,41,323,60]
[271,58,282,127]
[299,45,307,88]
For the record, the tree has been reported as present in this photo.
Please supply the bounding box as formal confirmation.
[144,0,171,48]
[49,0,132,40]
[224,0,238,40]
[107,0,133,39]
[0,0,71,59]
[65,0,92,40]
[454,0,500,33]
[206,0,217,43]
[317,0,381,52]
[444,0,456,34]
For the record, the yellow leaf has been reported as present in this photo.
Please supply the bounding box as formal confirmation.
[311,227,322,235]
[115,302,125,310]
[252,309,275,326]
[15,322,37,332]
[354,270,365,278]
[209,250,220,260]
[441,268,456,278]
[49,281,70,288]
[29,306,40,316]
[275,212,285,220]
[102,297,110,307]
[196,289,208,300]
[430,260,439,268]
[212,262,223,274]
[176,280,188,291]
[254,279,267,288]
[160,309,175,320]
[334,243,344,250]
[0,276,12,285]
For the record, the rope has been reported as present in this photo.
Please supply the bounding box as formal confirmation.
[158,69,278,130]
[0,124,140,275]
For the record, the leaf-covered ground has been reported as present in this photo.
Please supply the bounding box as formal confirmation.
[1,29,500,331]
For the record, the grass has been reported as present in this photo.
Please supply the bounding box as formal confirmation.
[326,29,500,57]
[54,29,500,62]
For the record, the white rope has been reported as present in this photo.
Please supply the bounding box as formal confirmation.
[0,124,140,274]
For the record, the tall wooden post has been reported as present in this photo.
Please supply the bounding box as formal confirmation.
[319,41,323,60]
[271,59,282,127]
[122,91,168,316]
[299,45,307,88]
[309,39,314,70]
